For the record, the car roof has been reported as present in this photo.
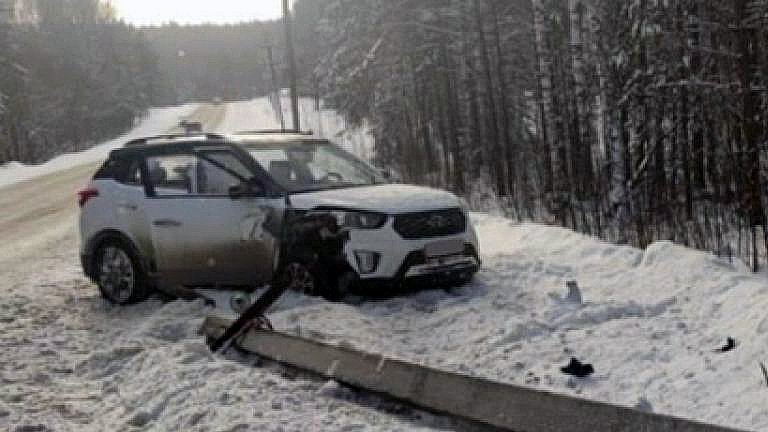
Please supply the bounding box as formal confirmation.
[230,132,329,146]
[124,133,227,147]
[109,134,230,158]
[109,131,332,160]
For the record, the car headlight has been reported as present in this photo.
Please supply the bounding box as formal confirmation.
[330,210,387,229]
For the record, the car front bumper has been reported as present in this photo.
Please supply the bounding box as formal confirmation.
[354,252,479,293]
[341,217,480,291]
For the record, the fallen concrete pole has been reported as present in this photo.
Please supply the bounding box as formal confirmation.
[203,315,741,432]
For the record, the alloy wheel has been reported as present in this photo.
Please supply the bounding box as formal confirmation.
[285,262,316,295]
[98,246,135,303]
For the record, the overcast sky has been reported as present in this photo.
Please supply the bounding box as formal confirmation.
[109,0,287,26]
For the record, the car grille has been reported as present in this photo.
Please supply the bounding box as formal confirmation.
[393,208,466,239]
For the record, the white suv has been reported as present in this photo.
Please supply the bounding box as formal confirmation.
[79,132,480,304]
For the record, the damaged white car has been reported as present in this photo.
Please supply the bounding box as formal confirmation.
[79,131,480,304]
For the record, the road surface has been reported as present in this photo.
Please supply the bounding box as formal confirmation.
[0,104,225,264]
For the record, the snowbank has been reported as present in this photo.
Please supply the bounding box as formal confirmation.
[259,214,768,431]
[0,104,198,188]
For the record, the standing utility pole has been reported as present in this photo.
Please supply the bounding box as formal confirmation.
[283,0,300,131]
[266,46,286,131]
[0,0,14,24]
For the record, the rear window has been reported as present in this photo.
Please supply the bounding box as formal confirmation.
[93,156,137,183]
[94,158,125,180]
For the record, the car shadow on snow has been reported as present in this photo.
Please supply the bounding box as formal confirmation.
[341,276,489,313]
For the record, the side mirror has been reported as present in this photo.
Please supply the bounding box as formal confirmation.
[228,179,264,199]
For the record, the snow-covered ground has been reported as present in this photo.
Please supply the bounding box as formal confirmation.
[0,104,199,188]
[0,226,460,431]
[2,98,765,431]
[5,211,765,431]
[256,215,768,431]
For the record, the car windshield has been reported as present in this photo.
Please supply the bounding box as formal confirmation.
[245,140,384,192]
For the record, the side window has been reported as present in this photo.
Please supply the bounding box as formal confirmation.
[147,154,196,196]
[196,151,251,196]
[123,159,144,187]
[147,151,252,197]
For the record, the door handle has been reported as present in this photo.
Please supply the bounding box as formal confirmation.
[153,219,182,228]
[118,202,138,211]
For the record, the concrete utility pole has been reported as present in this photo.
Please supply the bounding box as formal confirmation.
[283,0,300,131]
[0,0,14,24]
[266,45,286,131]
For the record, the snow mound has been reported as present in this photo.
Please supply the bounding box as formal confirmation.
[265,214,768,431]
[642,240,731,270]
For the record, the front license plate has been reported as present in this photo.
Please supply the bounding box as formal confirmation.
[425,239,464,258]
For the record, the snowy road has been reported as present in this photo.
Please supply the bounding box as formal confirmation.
[0,103,223,263]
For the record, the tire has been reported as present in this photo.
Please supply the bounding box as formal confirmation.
[280,261,323,297]
[277,259,357,301]
[94,239,150,305]
[324,270,357,302]
[451,272,476,288]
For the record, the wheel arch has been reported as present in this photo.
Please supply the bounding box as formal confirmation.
[84,229,151,280]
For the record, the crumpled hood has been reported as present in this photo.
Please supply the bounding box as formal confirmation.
[289,184,462,214]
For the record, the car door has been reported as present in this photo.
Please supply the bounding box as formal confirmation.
[113,157,153,257]
[143,148,284,288]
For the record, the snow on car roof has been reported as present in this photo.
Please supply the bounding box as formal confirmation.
[233,133,329,146]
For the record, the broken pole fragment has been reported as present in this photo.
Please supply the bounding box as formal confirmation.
[202,315,740,432]
[208,282,290,352]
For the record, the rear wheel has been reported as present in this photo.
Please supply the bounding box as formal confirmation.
[95,241,149,305]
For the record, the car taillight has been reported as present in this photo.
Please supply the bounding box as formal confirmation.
[77,187,99,208]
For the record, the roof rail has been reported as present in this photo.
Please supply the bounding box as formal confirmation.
[233,129,314,136]
[125,133,225,147]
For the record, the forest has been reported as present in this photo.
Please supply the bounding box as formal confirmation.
[0,0,324,165]
[2,0,768,270]
[141,0,325,103]
[0,0,164,165]
[308,0,768,271]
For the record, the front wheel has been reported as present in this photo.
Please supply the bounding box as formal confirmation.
[278,261,353,301]
[95,241,149,305]
[281,262,321,296]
